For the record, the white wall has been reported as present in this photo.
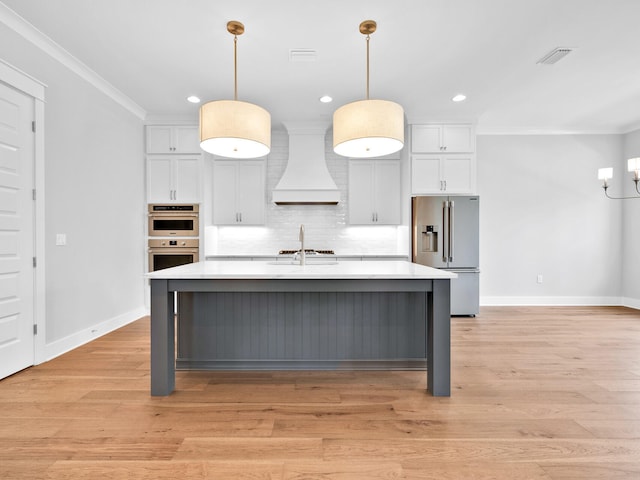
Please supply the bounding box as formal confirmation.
[0,24,146,357]
[622,128,640,307]
[477,134,623,305]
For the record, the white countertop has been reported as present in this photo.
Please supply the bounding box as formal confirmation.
[146,260,456,280]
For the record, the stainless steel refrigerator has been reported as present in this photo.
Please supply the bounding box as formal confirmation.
[412,196,480,315]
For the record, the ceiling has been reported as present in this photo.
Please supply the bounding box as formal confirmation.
[3,0,640,133]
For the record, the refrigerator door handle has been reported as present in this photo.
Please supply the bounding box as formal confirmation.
[449,200,455,263]
[442,201,448,263]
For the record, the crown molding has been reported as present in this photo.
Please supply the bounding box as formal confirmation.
[0,3,147,120]
[475,125,621,136]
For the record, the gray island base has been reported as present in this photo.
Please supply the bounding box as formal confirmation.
[147,261,455,396]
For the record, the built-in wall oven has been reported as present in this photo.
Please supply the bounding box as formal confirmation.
[148,238,199,272]
[148,204,199,236]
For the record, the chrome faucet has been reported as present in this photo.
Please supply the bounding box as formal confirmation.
[298,224,305,266]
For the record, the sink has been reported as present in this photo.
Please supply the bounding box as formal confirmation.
[267,260,338,266]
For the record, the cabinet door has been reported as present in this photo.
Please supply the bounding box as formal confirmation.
[212,162,239,224]
[147,156,173,202]
[411,156,443,194]
[442,125,474,153]
[442,156,475,193]
[237,162,265,225]
[174,126,201,154]
[146,126,174,153]
[348,161,375,224]
[411,125,442,153]
[174,157,201,203]
[373,162,401,224]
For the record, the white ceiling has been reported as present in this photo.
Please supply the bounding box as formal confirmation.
[3,0,640,133]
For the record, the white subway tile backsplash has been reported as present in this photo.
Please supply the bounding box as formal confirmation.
[206,130,407,256]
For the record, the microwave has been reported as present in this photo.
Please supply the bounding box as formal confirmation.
[148,204,199,236]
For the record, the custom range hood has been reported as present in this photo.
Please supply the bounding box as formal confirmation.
[272,122,340,205]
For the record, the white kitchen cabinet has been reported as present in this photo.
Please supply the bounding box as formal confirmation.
[411,155,475,194]
[147,155,201,203]
[349,160,401,225]
[411,124,475,153]
[146,125,200,154]
[213,160,265,225]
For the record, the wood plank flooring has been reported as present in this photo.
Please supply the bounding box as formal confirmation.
[1,306,639,479]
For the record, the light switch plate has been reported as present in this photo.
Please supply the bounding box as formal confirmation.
[56,233,66,246]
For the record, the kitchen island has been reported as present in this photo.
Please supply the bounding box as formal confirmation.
[146,260,456,396]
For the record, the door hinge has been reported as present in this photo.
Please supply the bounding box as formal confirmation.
[32,121,36,133]
[33,324,38,335]
[33,257,36,268]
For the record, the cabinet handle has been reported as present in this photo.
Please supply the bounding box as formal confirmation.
[239,212,242,223]
[444,180,447,191]
[375,213,378,222]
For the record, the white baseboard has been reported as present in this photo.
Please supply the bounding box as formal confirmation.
[480,296,625,307]
[623,297,640,310]
[42,306,147,363]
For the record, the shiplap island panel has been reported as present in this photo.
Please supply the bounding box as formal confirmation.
[146,261,455,396]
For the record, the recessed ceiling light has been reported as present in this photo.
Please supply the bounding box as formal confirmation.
[319,95,333,103]
[187,95,201,104]
[452,94,466,102]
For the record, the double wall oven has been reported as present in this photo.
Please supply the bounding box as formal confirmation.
[148,204,199,271]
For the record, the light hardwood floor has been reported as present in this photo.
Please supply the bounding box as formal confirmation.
[1,306,639,479]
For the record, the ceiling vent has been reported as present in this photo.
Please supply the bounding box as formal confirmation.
[537,47,574,65]
[289,49,317,62]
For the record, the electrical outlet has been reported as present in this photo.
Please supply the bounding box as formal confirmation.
[537,274,543,284]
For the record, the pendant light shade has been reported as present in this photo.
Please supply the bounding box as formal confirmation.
[333,20,404,158]
[200,100,270,158]
[333,99,404,158]
[199,21,271,159]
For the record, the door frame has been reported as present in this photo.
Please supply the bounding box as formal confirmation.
[0,58,46,365]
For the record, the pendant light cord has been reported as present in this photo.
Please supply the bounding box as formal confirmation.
[233,34,238,101]
[365,34,370,100]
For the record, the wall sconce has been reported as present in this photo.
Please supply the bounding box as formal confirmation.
[598,158,640,199]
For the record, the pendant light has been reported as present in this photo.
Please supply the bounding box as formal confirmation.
[333,20,404,158]
[199,21,271,159]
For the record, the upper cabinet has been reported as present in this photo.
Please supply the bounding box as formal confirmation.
[146,125,201,154]
[411,124,475,153]
[213,160,265,225]
[147,156,202,203]
[411,155,476,195]
[349,160,401,225]
[410,123,477,195]
[145,125,203,203]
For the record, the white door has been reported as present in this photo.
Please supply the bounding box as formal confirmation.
[213,162,239,224]
[146,156,173,202]
[0,81,35,379]
[348,160,375,224]
[373,161,401,225]
[174,157,201,203]
[237,162,265,225]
